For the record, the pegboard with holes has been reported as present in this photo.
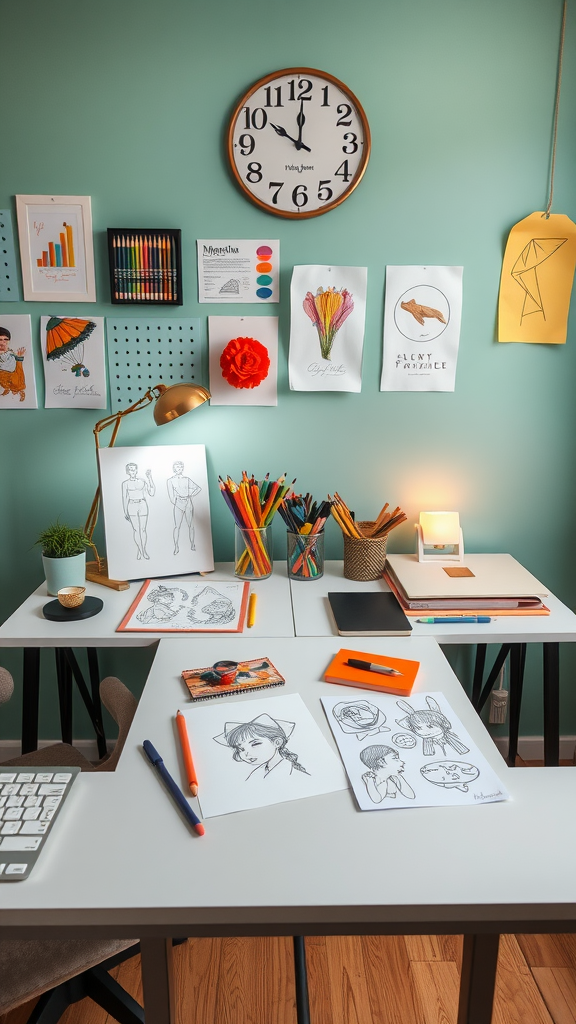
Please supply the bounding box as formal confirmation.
[0,210,21,301]
[105,317,204,410]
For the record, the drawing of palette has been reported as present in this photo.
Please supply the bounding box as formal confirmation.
[255,245,273,299]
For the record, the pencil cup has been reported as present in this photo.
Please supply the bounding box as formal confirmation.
[234,525,273,580]
[343,522,388,581]
[287,531,324,581]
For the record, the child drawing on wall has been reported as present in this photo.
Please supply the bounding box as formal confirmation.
[214,713,310,781]
[359,744,415,803]
[0,326,26,401]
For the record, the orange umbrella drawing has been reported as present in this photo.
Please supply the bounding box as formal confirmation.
[45,317,96,376]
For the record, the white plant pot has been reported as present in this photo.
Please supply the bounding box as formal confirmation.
[42,552,86,597]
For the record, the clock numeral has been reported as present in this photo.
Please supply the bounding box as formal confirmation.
[268,181,284,205]
[336,103,353,127]
[317,180,333,203]
[264,85,283,107]
[321,86,330,107]
[287,79,313,102]
[292,184,308,208]
[334,160,352,182]
[238,133,255,156]
[246,162,263,184]
[342,132,358,154]
[242,106,268,130]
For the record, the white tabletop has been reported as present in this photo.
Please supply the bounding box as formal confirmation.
[2,636,575,931]
[290,561,576,644]
[0,563,294,647]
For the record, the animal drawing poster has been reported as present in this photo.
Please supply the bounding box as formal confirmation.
[118,579,249,633]
[98,444,214,581]
[41,315,107,408]
[0,315,38,409]
[182,693,348,818]
[322,691,508,811]
[498,212,576,344]
[289,265,367,392]
[208,315,278,405]
[380,266,463,392]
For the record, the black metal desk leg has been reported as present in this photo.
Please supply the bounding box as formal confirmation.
[87,648,107,759]
[293,936,311,1024]
[472,645,487,710]
[22,648,40,754]
[507,644,526,767]
[457,933,500,1024]
[55,648,73,745]
[543,642,560,767]
[140,938,175,1024]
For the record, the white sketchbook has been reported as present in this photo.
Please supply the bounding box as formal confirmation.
[322,691,509,811]
[183,693,348,818]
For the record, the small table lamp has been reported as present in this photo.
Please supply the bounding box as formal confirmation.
[85,382,210,589]
[417,511,464,563]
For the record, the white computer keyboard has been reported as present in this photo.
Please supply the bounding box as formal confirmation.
[0,766,80,880]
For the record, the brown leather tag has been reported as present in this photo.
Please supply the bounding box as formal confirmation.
[443,566,475,577]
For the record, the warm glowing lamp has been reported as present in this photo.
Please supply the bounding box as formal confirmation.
[85,382,210,589]
[417,511,464,563]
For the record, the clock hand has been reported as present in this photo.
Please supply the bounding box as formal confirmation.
[270,121,312,154]
[295,99,306,150]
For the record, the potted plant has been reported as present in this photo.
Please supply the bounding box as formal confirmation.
[36,520,90,596]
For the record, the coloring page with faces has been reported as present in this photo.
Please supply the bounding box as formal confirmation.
[321,692,509,811]
[182,693,347,819]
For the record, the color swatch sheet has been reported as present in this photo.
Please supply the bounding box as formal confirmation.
[197,239,279,302]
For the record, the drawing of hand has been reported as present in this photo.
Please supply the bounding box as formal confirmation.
[16,347,26,356]
[362,771,375,782]
[146,469,153,480]
[401,298,447,326]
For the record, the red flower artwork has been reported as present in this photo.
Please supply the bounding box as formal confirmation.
[220,336,270,390]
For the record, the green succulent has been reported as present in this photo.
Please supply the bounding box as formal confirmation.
[36,520,90,559]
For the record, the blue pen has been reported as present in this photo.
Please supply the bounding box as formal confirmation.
[143,739,205,836]
[417,616,492,624]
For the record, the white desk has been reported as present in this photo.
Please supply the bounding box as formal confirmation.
[0,563,294,754]
[1,636,576,1024]
[289,561,576,766]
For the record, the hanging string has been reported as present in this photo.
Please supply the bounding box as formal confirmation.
[545,0,568,217]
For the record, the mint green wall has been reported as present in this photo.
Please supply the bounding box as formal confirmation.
[1,0,575,742]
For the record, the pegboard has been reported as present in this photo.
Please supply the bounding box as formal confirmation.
[105,317,203,410]
[0,209,21,301]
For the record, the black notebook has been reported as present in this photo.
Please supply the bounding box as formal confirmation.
[328,591,413,636]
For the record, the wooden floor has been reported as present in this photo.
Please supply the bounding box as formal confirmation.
[3,931,576,1024]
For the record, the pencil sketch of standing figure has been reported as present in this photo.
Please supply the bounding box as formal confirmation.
[395,697,470,757]
[122,463,155,560]
[359,744,416,803]
[214,714,310,781]
[167,461,201,555]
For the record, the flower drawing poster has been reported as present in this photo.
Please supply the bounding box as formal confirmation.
[381,266,463,392]
[289,265,367,392]
[41,315,107,409]
[208,316,278,406]
[0,315,38,409]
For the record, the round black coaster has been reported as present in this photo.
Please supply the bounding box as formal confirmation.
[43,596,104,621]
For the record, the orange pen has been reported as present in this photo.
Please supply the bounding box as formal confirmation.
[176,711,198,796]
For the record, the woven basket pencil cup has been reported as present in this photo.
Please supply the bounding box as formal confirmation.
[343,521,388,581]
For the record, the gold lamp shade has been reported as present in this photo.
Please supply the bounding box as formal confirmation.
[154,383,211,424]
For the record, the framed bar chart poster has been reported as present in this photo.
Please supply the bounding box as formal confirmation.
[15,195,96,302]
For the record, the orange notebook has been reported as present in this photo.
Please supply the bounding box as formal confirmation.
[323,648,419,697]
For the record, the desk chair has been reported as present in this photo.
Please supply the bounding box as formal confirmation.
[0,670,137,771]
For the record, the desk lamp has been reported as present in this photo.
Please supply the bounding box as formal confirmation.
[85,382,210,589]
[417,511,464,563]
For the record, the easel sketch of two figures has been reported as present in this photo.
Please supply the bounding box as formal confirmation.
[121,460,201,560]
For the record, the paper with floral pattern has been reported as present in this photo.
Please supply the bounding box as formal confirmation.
[289,265,367,392]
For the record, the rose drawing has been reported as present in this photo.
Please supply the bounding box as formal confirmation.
[220,336,270,390]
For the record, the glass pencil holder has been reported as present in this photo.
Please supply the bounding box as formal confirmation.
[286,530,324,581]
[234,524,273,580]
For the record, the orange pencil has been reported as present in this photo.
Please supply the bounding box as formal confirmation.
[176,711,198,796]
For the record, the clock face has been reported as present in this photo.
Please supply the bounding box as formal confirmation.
[228,68,371,219]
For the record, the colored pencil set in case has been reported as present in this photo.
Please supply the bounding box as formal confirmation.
[107,229,182,304]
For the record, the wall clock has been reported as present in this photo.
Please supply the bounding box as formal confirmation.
[227,68,371,219]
